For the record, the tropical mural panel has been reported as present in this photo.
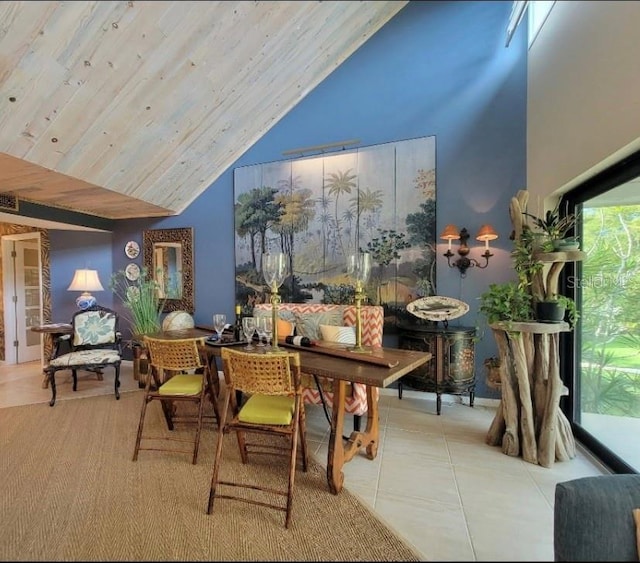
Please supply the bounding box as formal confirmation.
[233,135,436,327]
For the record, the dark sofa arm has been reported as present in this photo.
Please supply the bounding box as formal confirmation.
[554,474,640,561]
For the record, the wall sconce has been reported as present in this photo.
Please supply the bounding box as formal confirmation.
[67,269,104,310]
[440,224,498,275]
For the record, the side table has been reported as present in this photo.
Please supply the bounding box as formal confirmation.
[397,323,476,415]
[30,323,74,389]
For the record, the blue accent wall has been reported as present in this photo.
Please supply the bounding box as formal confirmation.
[49,231,114,323]
[55,1,527,398]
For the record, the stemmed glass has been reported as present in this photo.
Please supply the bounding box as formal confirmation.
[261,252,288,352]
[242,316,256,350]
[262,316,273,349]
[254,316,268,347]
[212,313,227,342]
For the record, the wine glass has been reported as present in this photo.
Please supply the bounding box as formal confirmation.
[255,316,267,347]
[262,316,273,349]
[212,313,227,342]
[261,252,288,289]
[242,316,256,350]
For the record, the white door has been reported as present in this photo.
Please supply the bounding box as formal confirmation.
[2,234,43,364]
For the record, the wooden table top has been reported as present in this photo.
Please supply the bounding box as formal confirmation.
[143,327,431,389]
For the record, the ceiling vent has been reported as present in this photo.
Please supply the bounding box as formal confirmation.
[0,194,19,212]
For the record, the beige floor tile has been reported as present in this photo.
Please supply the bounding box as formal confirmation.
[375,490,475,561]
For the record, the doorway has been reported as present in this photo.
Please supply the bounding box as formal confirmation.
[2,233,43,364]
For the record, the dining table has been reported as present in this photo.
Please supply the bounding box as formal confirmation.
[142,326,432,495]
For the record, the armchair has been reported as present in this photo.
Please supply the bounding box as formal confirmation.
[45,305,122,406]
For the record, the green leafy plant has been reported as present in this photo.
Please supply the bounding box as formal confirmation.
[538,293,580,329]
[110,267,164,336]
[479,282,533,326]
[523,200,578,241]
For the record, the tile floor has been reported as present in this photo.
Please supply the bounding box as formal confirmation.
[1,360,609,561]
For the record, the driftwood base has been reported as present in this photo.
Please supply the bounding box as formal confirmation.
[485,322,576,468]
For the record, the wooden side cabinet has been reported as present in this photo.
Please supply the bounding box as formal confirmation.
[397,323,476,415]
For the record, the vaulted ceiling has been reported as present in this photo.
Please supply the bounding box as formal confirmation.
[0,1,407,220]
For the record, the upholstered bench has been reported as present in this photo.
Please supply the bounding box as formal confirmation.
[253,303,384,431]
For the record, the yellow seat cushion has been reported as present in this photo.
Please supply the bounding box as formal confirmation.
[159,374,203,396]
[238,394,294,425]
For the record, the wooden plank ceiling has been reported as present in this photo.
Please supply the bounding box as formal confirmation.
[0,1,407,220]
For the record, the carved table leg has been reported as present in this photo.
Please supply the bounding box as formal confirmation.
[327,382,380,494]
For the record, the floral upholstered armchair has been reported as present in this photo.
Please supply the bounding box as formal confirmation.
[253,303,384,431]
[45,305,122,406]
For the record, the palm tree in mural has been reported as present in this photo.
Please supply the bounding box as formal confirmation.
[349,186,384,248]
[325,168,357,259]
[235,186,282,269]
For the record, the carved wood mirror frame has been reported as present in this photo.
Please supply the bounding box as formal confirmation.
[143,227,194,313]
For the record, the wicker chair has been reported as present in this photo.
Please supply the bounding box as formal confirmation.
[253,303,384,432]
[45,305,122,407]
[207,347,308,529]
[132,336,219,464]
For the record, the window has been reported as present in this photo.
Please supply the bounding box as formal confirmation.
[505,1,556,48]
[528,1,555,48]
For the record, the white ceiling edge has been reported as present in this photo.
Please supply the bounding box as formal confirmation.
[0,212,108,232]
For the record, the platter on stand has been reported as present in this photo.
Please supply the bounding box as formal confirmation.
[406,296,469,323]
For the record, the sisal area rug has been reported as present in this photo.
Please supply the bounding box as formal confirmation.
[0,391,420,561]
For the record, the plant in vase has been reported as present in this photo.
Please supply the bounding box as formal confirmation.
[110,267,164,337]
[522,199,579,251]
[535,293,579,328]
[479,281,533,327]
[110,267,164,387]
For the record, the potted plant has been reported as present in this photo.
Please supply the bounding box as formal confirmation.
[110,267,164,337]
[522,200,579,250]
[536,293,579,328]
[479,281,533,326]
[110,267,164,387]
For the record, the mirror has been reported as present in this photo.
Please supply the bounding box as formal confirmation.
[143,227,194,313]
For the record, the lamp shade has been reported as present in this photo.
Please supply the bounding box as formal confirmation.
[68,269,104,309]
[67,269,105,292]
[475,224,498,241]
[440,224,460,240]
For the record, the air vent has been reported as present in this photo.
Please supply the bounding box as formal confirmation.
[0,193,18,212]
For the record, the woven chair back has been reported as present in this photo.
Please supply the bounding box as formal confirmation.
[143,336,205,372]
[220,347,300,396]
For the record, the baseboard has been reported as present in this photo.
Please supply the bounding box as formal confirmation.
[378,386,501,408]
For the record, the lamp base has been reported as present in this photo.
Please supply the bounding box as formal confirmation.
[76,292,96,310]
[347,345,373,354]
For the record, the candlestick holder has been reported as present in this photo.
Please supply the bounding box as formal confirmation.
[346,252,372,353]
[261,252,288,353]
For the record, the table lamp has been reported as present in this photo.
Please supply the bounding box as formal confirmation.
[67,269,104,309]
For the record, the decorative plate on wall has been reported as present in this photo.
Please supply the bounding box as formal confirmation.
[125,263,141,282]
[124,240,140,259]
[406,296,469,322]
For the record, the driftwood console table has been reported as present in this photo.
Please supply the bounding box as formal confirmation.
[485,321,575,467]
